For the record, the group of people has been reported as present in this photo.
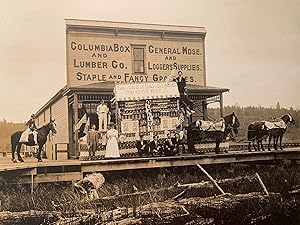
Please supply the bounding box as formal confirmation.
[136,131,185,157]
[85,98,119,159]
[86,122,120,159]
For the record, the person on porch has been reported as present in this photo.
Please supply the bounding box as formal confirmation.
[97,100,109,132]
[105,122,120,159]
[87,124,100,160]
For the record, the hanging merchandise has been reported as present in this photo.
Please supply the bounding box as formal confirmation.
[145,100,153,131]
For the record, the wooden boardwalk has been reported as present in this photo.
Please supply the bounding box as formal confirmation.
[1,148,300,184]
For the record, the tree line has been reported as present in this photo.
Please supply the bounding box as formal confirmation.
[208,105,300,142]
[0,120,24,148]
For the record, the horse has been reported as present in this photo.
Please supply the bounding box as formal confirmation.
[187,112,240,154]
[247,114,295,151]
[247,121,268,151]
[267,114,295,150]
[11,119,57,163]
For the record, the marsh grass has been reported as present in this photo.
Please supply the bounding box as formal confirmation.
[0,164,299,224]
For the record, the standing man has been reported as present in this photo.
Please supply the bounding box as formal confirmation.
[97,100,109,131]
[174,71,186,96]
[87,124,99,159]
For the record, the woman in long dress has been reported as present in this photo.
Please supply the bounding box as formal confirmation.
[105,123,120,158]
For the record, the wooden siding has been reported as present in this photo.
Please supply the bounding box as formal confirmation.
[38,96,69,160]
[51,96,69,145]
[66,30,206,87]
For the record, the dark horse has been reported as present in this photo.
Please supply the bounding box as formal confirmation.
[267,114,295,150]
[11,119,57,162]
[187,112,240,154]
[247,121,268,151]
[247,114,295,151]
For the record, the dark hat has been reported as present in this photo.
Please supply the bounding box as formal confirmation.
[108,122,115,127]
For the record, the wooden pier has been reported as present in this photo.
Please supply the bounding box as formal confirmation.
[0,148,300,184]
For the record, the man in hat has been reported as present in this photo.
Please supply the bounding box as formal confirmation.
[173,71,186,95]
[136,134,150,157]
[87,124,100,160]
[96,100,109,131]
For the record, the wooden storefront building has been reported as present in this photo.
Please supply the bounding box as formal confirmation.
[34,19,229,160]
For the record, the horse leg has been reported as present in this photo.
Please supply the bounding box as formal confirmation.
[268,135,272,151]
[257,140,261,151]
[11,142,17,163]
[273,135,278,150]
[253,141,257,151]
[260,140,265,151]
[279,135,283,150]
[36,145,43,162]
[215,138,221,154]
[248,142,251,152]
[16,143,24,162]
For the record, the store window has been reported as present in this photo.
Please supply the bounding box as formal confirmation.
[132,46,145,74]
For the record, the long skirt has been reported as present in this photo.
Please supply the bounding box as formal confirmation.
[105,137,120,158]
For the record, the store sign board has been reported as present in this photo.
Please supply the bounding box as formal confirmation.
[121,120,139,133]
[115,82,180,101]
[66,32,205,87]
[161,117,179,130]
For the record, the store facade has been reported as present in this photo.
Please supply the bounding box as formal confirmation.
[34,19,229,160]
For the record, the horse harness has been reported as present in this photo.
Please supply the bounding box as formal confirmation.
[196,119,226,132]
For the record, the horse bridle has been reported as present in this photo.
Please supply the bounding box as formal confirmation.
[288,114,293,123]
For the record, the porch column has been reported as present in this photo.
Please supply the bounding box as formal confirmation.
[74,93,79,158]
[219,93,224,117]
[202,98,208,120]
[68,97,74,159]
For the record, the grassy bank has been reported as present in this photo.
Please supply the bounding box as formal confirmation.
[0,164,300,224]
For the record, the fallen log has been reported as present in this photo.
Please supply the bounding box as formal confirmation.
[97,192,290,225]
[2,191,299,225]
[93,175,256,204]
[0,210,61,225]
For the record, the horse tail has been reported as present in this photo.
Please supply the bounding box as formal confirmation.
[11,131,22,149]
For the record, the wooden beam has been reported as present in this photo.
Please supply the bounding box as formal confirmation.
[255,173,269,195]
[220,93,224,117]
[196,164,225,195]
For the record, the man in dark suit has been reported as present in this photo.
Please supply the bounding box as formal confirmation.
[164,133,176,156]
[173,71,186,95]
[172,133,184,155]
[149,135,162,156]
[136,134,150,157]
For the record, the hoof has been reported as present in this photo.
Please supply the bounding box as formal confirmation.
[12,159,17,163]
[37,159,42,162]
[18,158,24,163]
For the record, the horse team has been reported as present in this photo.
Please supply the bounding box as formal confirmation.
[10,113,295,162]
[247,113,295,151]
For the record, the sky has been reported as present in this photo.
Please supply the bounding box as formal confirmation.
[0,0,299,122]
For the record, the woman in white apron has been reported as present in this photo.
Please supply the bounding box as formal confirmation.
[105,123,120,158]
